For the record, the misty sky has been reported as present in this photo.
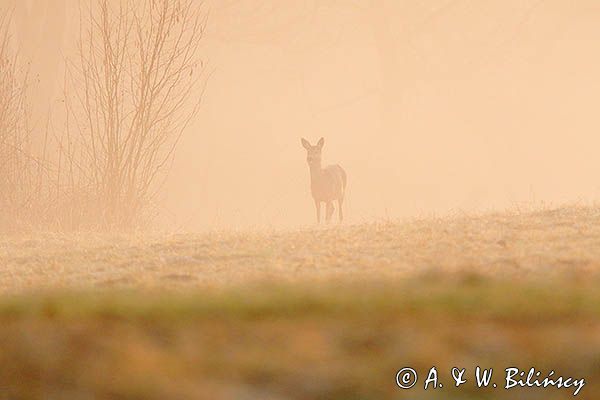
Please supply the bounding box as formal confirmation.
[4,0,600,229]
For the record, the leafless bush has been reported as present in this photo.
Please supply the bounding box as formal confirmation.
[59,0,206,229]
[0,13,38,232]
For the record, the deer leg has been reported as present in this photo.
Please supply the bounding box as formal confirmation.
[314,200,321,224]
[337,197,344,222]
[326,201,334,223]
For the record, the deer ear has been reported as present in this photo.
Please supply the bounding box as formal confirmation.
[301,138,311,149]
[317,137,324,148]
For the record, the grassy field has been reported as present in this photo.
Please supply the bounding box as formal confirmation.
[0,205,599,399]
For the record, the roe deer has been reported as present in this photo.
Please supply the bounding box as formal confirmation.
[301,137,347,223]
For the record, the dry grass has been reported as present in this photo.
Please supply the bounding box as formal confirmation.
[0,205,599,399]
[1,205,599,292]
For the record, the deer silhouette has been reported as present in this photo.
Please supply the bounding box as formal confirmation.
[301,137,347,223]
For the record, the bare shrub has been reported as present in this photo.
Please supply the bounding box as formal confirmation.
[0,13,38,232]
[59,0,206,229]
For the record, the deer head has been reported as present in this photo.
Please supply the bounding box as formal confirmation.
[301,137,324,167]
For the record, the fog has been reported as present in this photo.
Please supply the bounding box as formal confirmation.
[5,0,600,230]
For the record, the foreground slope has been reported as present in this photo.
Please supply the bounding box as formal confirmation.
[0,280,598,400]
[0,206,598,399]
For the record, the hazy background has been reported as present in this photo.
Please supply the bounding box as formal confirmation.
[4,0,600,229]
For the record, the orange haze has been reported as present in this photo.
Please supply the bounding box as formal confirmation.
[4,0,600,229]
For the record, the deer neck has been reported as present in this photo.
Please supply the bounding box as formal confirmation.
[308,161,323,183]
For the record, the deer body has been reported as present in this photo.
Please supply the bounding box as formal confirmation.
[302,138,346,223]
